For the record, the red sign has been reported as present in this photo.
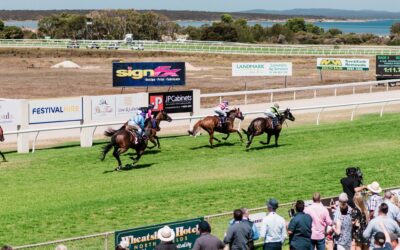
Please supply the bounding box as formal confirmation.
[149,95,164,111]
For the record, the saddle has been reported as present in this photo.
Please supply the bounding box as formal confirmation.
[266,117,280,129]
[217,116,227,128]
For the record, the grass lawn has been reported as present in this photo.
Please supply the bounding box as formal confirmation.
[0,113,400,248]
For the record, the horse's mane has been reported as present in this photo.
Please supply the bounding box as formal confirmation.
[227,108,238,116]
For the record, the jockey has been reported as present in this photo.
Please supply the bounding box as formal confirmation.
[214,100,229,124]
[140,103,159,131]
[127,110,145,143]
[264,103,281,129]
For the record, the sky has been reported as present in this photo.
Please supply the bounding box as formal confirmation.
[1,0,400,12]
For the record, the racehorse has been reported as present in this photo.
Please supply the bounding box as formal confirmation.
[101,126,148,171]
[242,108,295,149]
[0,126,6,162]
[144,110,172,149]
[188,108,244,148]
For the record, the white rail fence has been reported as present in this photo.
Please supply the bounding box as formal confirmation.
[4,97,400,153]
[200,79,400,105]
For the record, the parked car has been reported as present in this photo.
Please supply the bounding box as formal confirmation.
[86,42,100,49]
[131,43,144,51]
[106,43,119,50]
[67,42,80,49]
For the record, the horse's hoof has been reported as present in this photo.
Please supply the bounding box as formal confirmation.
[115,166,122,171]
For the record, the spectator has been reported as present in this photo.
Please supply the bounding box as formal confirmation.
[390,233,400,250]
[288,200,312,250]
[367,182,383,219]
[155,226,178,250]
[193,221,225,250]
[260,198,287,250]
[340,167,366,208]
[1,246,13,250]
[333,201,353,250]
[391,195,400,209]
[55,245,67,250]
[373,223,392,250]
[241,208,260,250]
[363,203,400,248]
[304,192,332,250]
[334,193,353,222]
[224,209,253,250]
[351,192,370,250]
[374,191,400,222]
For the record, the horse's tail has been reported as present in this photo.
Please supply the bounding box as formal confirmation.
[188,120,202,136]
[101,142,114,161]
[104,128,117,137]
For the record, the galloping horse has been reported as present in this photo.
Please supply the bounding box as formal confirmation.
[144,110,172,149]
[0,126,6,162]
[101,126,148,171]
[242,108,295,148]
[188,108,244,148]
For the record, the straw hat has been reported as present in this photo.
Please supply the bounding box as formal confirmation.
[157,226,175,242]
[368,181,382,194]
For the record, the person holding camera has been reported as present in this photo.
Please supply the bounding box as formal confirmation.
[341,167,367,208]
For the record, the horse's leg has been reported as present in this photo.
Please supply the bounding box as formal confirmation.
[148,137,157,149]
[226,128,243,142]
[267,133,272,144]
[0,151,6,162]
[134,148,144,162]
[155,136,161,149]
[246,134,254,149]
[112,146,122,170]
[274,132,280,147]
[222,133,230,140]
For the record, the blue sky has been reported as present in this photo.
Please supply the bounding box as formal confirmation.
[1,0,400,12]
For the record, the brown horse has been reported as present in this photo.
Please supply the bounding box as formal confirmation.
[242,108,295,149]
[101,126,148,171]
[0,126,6,162]
[144,110,172,149]
[188,108,244,148]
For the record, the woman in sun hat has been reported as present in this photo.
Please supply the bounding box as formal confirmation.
[155,226,178,250]
[367,181,383,220]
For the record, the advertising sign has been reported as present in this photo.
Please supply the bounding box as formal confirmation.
[249,212,266,233]
[232,62,292,76]
[115,218,203,250]
[113,62,186,87]
[91,95,116,119]
[149,91,193,113]
[29,98,83,124]
[317,58,369,71]
[376,55,400,75]
[116,94,147,117]
[0,100,20,127]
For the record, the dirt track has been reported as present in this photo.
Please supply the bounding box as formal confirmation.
[0,48,377,99]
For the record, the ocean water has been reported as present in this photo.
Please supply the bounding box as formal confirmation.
[5,19,400,36]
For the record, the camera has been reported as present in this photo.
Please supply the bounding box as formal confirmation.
[346,167,363,184]
[288,204,296,218]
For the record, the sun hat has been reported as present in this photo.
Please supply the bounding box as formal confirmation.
[338,193,348,202]
[374,232,386,244]
[368,181,382,193]
[157,226,175,242]
[267,198,279,210]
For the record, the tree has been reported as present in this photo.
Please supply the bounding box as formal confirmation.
[184,26,202,40]
[2,26,24,39]
[391,22,400,35]
[285,18,306,33]
[201,22,238,42]
[221,14,233,24]
[0,19,4,31]
[327,28,343,36]
[306,23,324,35]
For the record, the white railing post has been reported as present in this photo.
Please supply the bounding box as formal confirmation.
[351,104,359,121]
[244,94,248,105]
[17,99,30,153]
[293,91,296,100]
[334,88,337,96]
[353,87,356,95]
[104,232,109,250]
[81,96,94,147]
[314,90,317,98]
[380,102,387,117]
[270,93,273,103]
[370,85,373,93]
[32,131,40,153]
[316,108,324,125]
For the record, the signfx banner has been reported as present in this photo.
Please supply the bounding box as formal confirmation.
[317,58,370,71]
[376,55,400,75]
[149,91,193,113]
[29,98,83,124]
[113,62,186,87]
[0,100,20,127]
[115,217,203,250]
[91,95,116,120]
[232,62,292,76]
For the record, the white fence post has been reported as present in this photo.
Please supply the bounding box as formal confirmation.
[351,105,359,121]
[380,102,387,117]
[17,99,30,153]
[316,108,324,125]
[80,96,93,147]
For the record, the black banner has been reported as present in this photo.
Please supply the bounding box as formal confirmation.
[149,91,193,114]
[376,55,400,75]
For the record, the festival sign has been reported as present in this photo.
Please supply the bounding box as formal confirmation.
[149,91,193,113]
[113,62,186,87]
[116,93,148,117]
[91,95,116,119]
[114,218,203,250]
[29,98,83,124]
[376,55,400,75]
[0,100,20,127]
[249,212,266,233]
[232,62,292,76]
[317,58,369,71]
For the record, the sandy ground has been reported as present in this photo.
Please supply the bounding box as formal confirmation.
[0,48,378,100]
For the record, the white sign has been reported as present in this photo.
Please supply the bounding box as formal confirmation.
[91,95,116,120]
[317,58,369,71]
[232,62,292,76]
[116,94,147,117]
[29,98,83,124]
[249,212,267,232]
[0,100,20,127]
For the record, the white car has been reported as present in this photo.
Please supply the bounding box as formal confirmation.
[106,43,119,50]
[131,43,144,51]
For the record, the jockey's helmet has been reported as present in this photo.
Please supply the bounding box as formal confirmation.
[274,103,280,109]
[223,100,229,105]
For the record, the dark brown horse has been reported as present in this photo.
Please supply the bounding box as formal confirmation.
[101,126,148,171]
[242,108,295,149]
[144,110,172,149]
[188,108,244,148]
[0,126,6,162]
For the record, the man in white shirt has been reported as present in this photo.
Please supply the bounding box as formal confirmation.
[374,191,400,222]
[260,198,287,250]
